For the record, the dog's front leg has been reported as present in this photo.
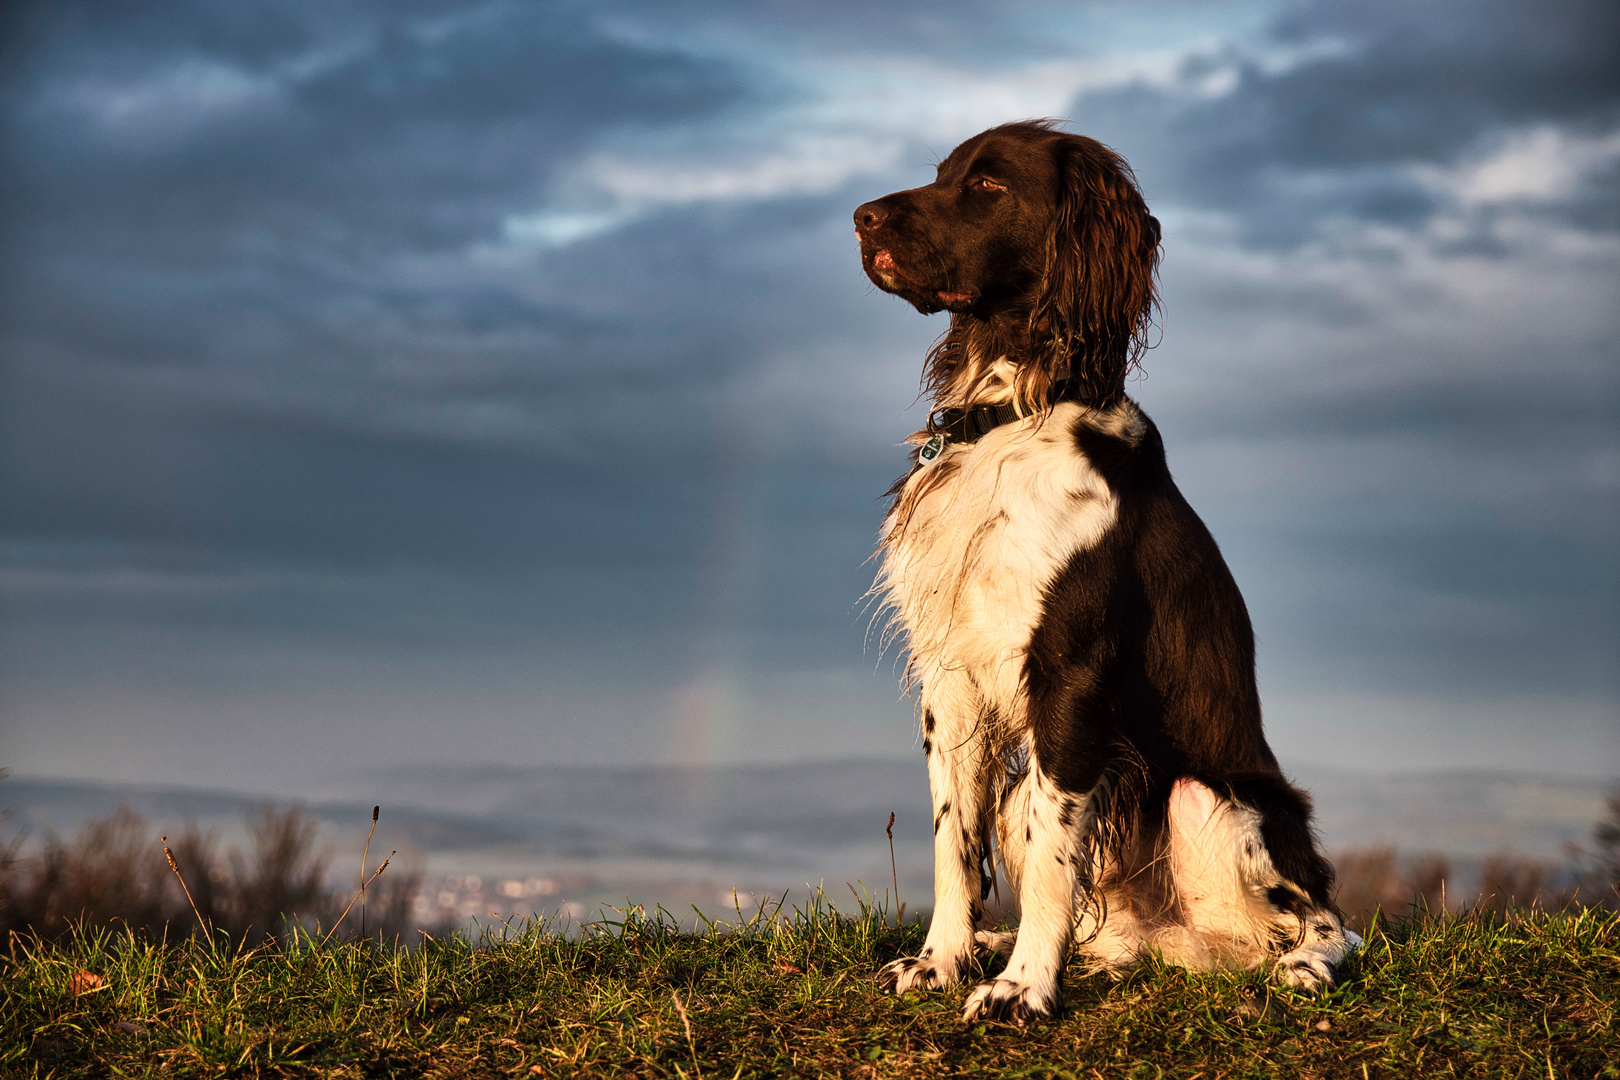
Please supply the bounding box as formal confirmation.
[878,685,991,995]
[962,758,1092,1023]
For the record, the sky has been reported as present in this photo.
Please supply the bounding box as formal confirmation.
[1,0,1616,793]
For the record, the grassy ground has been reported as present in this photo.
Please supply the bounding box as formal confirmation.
[3,895,1616,1079]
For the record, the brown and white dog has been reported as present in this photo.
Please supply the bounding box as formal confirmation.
[855,120,1358,1024]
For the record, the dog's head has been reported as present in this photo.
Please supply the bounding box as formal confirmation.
[855,120,1160,406]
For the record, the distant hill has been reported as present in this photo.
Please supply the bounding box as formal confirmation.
[7,759,1609,857]
[4,759,1611,918]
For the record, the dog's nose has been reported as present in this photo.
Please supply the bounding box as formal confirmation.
[854,200,890,232]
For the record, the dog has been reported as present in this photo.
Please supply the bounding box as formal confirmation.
[854,120,1358,1024]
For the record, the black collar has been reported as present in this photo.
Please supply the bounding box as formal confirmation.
[925,377,1099,445]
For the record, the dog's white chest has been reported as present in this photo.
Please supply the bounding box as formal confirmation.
[879,403,1119,724]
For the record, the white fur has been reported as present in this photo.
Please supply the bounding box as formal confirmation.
[879,400,1127,730]
[1165,777,1279,965]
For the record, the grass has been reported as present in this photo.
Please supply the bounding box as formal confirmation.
[3,895,1616,1079]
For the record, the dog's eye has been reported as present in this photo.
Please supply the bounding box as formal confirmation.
[970,177,1006,192]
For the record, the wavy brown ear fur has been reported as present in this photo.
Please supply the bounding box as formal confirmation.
[920,124,1161,415]
[1029,131,1161,408]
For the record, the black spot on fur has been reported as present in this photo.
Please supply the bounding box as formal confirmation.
[1266,885,1307,916]
[1023,417,1276,802]
[924,711,935,735]
[923,738,932,756]
[1058,799,1076,828]
[934,801,951,835]
[1071,425,1138,490]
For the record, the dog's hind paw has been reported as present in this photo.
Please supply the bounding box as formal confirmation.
[1276,925,1360,993]
[973,929,1017,957]
[961,977,1058,1024]
[877,951,962,994]
[1275,949,1339,993]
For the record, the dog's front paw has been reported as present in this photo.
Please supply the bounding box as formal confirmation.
[877,950,963,994]
[960,977,1059,1024]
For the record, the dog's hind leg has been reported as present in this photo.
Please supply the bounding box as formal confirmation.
[1167,776,1359,990]
[992,765,1030,897]
[1274,902,1361,991]
[1226,775,1362,991]
[974,768,1031,959]
[878,677,995,995]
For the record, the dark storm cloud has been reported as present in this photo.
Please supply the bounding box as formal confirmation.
[0,0,747,374]
[587,0,1065,56]
[2,0,1616,783]
[2,0,743,206]
[1262,0,1620,158]
[1056,0,1620,715]
[1072,0,1620,245]
[0,3,801,446]
[0,0,902,692]
[0,0,774,458]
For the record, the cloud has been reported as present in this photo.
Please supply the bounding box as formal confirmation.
[1037,0,1620,730]
[3,0,747,257]
[1262,0,1619,163]
[1060,0,1620,253]
[1,0,1616,784]
[490,47,1192,254]
[48,57,284,138]
[1433,124,1620,208]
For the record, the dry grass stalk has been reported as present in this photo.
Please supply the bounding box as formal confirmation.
[160,836,212,940]
[360,806,379,939]
[321,851,393,949]
[886,812,906,927]
[671,989,701,1079]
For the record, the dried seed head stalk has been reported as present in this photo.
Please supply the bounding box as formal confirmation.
[161,836,212,940]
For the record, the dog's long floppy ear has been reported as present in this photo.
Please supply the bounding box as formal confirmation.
[1028,134,1161,407]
